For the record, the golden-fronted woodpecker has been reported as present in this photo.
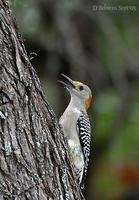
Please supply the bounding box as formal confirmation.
[59,74,92,189]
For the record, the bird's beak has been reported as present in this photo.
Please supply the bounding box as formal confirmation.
[58,74,76,89]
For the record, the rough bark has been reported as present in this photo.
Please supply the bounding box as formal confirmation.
[0,1,84,199]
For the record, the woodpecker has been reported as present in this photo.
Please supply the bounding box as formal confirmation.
[59,74,92,189]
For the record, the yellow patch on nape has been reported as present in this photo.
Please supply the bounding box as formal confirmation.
[85,95,92,110]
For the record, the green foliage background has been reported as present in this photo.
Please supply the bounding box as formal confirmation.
[10,0,139,199]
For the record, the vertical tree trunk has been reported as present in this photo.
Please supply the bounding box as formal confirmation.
[0,1,84,199]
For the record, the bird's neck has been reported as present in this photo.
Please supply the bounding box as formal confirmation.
[69,95,86,112]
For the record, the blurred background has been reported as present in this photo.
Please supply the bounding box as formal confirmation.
[10,0,139,199]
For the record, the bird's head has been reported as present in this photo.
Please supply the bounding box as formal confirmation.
[58,74,92,110]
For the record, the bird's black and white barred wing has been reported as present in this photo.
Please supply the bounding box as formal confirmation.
[76,111,91,189]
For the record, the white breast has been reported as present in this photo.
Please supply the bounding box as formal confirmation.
[59,107,80,141]
[59,106,84,172]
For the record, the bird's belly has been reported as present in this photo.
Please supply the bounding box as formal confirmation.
[68,139,84,170]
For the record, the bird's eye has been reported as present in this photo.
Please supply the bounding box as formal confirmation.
[79,85,84,91]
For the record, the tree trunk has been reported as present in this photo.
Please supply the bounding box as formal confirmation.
[0,1,84,199]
